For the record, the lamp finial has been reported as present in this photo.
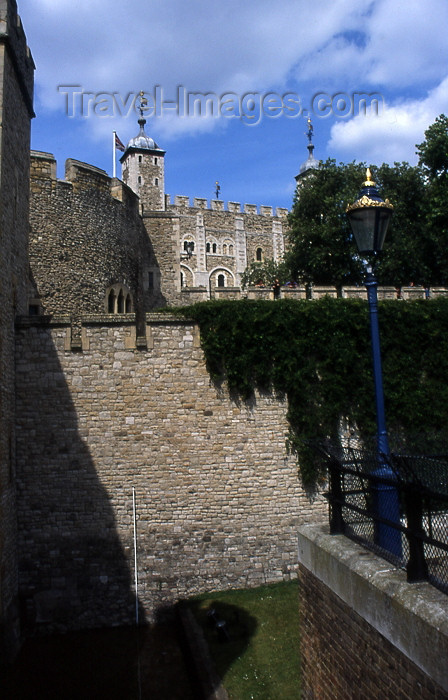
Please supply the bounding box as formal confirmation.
[363,168,376,187]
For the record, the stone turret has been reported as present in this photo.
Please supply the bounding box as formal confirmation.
[121,93,165,211]
[295,117,319,184]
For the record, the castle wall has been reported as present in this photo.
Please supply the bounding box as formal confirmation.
[15,316,326,632]
[29,153,164,318]
[166,195,288,297]
[0,0,34,659]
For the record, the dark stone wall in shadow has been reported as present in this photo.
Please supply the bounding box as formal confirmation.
[15,319,142,634]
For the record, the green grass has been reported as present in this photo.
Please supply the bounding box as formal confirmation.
[187,579,301,700]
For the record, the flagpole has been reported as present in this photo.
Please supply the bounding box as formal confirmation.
[112,130,117,179]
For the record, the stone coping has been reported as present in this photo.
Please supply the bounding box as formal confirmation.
[297,524,448,692]
[15,313,196,328]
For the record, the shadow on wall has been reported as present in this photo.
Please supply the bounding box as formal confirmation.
[14,321,144,637]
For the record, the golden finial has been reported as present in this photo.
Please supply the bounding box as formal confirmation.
[363,168,375,187]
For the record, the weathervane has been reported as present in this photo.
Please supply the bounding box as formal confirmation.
[306,117,313,144]
[215,181,221,199]
[137,90,148,119]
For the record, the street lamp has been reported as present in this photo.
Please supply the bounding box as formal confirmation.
[346,169,401,558]
[346,168,393,456]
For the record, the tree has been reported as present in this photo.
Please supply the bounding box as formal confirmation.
[287,160,372,290]
[374,162,428,286]
[416,114,448,284]
[416,114,448,179]
[240,258,289,289]
[287,158,428,289]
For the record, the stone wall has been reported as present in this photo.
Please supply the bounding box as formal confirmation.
[0,0,34,659]
[29,152,164,318]
[15,316,326,633]
[298,525,448,699]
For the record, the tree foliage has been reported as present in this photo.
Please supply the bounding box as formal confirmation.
[416,114,448,178]
[416,114,448,284]
[287,160,365,289]
[240,259,289,289]
[286,115,448,288]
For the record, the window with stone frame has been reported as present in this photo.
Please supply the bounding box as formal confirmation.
[106,284,133,314]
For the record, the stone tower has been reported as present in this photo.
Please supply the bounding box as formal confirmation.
[0,0,34,660]
[121,105,181,306]
[121,95,166,212]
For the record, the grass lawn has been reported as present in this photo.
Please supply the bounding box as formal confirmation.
[187,578,301,699]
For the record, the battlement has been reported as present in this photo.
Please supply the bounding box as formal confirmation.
[0,0,34,116]
[165,194,289,218]
[30,151,139,209]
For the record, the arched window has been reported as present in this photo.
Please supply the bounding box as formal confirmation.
[223,244,227,255]
[155,157,158,165]
[229,245,234,255]
[155,178,159,186]
[108,289,116,313]
[217,274,225,287]
[106,284,133,314]
[138,176,142,184]
[212,243,217,254]
[256,247,263,262]
[138,155,142,163]
[184,240,195,253]
[206,242,210,253]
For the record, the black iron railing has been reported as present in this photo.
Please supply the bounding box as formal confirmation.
[317,443,448,595]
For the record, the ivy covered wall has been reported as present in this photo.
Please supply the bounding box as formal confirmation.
[176,298,448,484]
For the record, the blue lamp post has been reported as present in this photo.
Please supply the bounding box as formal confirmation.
[347,169,402,558]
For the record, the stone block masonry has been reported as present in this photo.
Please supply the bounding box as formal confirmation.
[15,316,326,633]
[29,152,164,319]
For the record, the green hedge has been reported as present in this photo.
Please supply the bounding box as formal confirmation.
[174,297,448,485]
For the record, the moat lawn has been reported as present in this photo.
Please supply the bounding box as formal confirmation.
[187,579,301,699]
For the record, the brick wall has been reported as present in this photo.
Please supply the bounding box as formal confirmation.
[15,317,327,633]
[298,525,448,699]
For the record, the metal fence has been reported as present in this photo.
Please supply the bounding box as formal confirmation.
[317,443,448,595]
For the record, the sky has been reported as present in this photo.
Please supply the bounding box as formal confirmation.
[18,0,448,210]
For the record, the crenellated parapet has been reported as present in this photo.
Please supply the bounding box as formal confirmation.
[166,194,289,218]
[29,152,161,320]
[30,151,140,212]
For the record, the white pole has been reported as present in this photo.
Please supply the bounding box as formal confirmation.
[112,130,117,179]
[132,486,139,625]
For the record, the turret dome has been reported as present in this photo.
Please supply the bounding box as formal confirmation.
[126,118,163,153]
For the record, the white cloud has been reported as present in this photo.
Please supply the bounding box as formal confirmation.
[17,0,448,203]
[20,1,379,105]
[292,0,448,90]
[328,76,448,165]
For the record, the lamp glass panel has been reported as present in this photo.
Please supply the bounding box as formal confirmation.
[348,208,391,253]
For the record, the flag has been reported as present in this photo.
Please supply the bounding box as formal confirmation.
[115,133,125,152]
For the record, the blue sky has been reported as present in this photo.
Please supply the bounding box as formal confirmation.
[19,0,448,210]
